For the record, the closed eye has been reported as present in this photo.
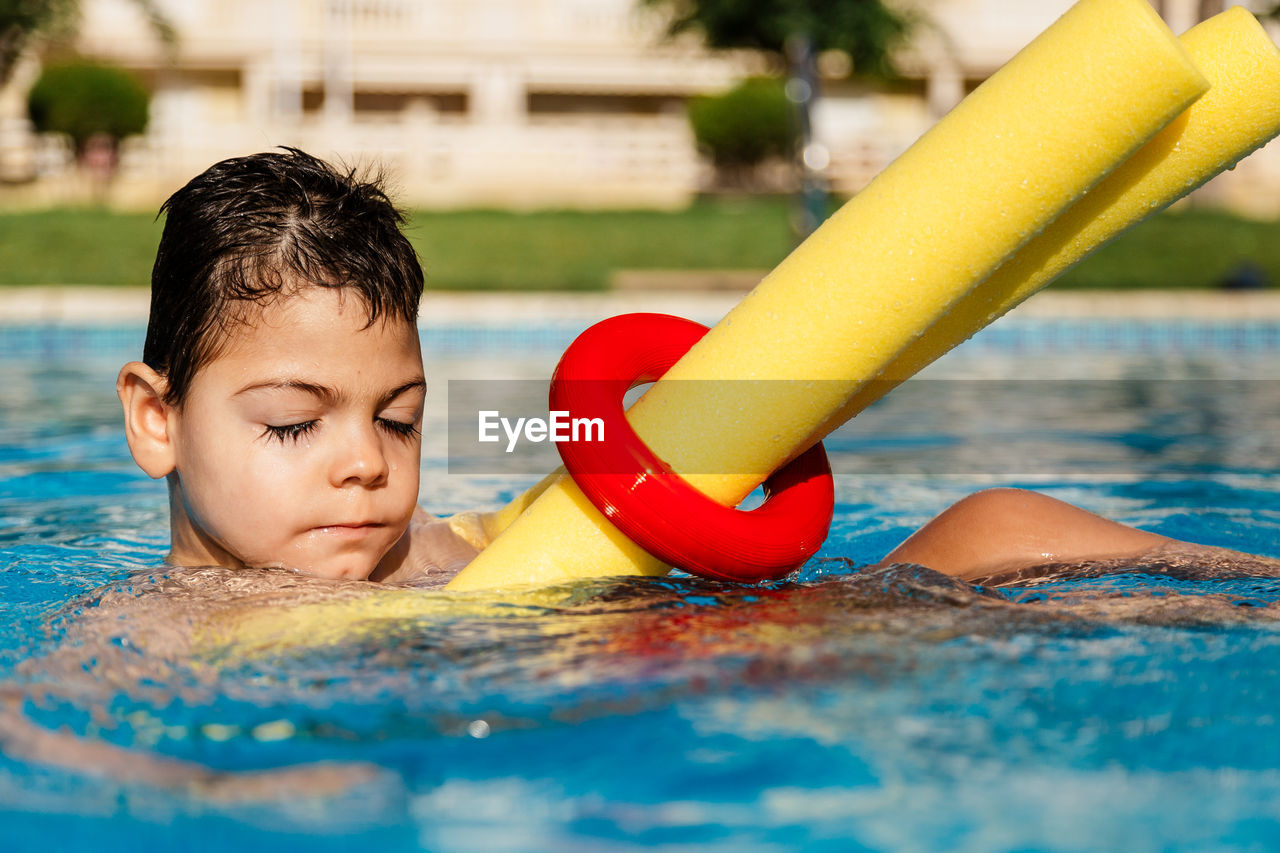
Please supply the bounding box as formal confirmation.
[378,418,421,439]
[263,420,319,444]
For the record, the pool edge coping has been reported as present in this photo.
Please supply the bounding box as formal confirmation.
[3,287,1280,324]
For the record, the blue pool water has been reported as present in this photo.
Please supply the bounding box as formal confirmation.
[4,319,1280,851]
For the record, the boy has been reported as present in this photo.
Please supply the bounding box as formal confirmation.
[119,148,1274,588]
[117,148,484,586]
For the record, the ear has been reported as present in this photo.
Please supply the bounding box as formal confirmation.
[117,362,176,479]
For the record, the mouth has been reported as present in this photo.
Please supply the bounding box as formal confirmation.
[312,522,387,538]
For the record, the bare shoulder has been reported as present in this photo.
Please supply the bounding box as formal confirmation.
[371,507,490,586]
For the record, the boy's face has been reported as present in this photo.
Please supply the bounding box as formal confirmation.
[165,287,425,580]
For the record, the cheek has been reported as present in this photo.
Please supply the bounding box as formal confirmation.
[180,429,316,534]
[389,441,422,499]
[390,436,420,466]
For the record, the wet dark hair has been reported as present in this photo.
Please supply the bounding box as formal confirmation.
[143,147,423,405]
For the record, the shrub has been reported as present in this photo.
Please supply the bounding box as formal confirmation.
[688,77,796,170]
[27,58,149,153]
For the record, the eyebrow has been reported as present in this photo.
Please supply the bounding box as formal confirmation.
[234,378,426,406]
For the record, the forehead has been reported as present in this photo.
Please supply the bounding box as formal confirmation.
[211,287,421,372]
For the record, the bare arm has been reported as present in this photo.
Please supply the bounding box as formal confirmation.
[0,688,380,799]
[880,488,1174,580]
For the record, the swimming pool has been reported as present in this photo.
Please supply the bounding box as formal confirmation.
[4,316,1280,851]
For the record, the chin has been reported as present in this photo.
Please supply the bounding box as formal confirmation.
[299,554,380,582]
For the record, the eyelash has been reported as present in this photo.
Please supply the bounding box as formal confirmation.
[378,418,421,440]
[263,421,318,443]
[262,418,420,444]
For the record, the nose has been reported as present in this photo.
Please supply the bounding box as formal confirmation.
[329,422,390,488]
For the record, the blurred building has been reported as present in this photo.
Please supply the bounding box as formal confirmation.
[0,0,1277,213]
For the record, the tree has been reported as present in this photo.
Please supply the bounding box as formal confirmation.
[644,0,914,235]
[647,0,911,76]
[27,58,148,174]
[688,77,796,185]
[1,0,173,87]
[0,0,72,85]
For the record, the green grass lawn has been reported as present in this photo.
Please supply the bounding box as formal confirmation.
[1054,208,1280,290]
[0,200,1276,290]
[0,207,165,287]
[406,199,796,290]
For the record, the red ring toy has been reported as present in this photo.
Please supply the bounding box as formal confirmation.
[549,313,834,583]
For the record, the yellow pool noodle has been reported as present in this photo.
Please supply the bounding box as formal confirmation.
[807,6,1280,440]
[447,0,1208,591]
[193,585,576,657]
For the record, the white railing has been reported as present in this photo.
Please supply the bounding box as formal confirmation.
[121,0,662,53]
[107,112,700,208]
